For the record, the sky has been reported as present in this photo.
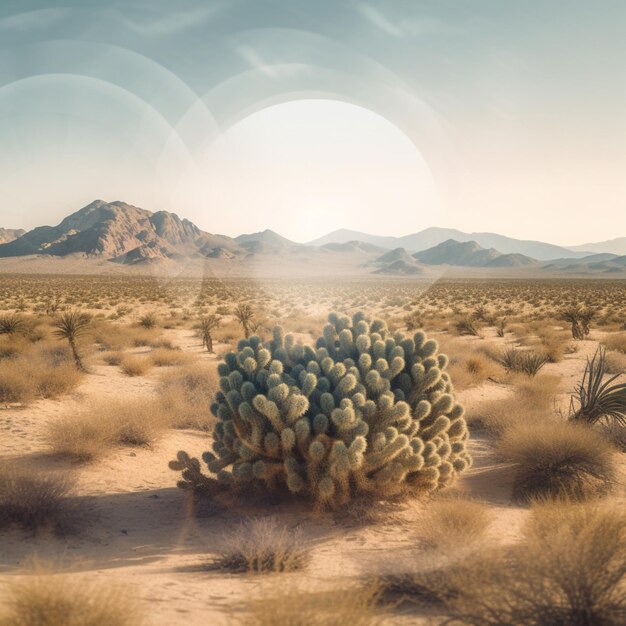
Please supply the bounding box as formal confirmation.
[0,0,624,245]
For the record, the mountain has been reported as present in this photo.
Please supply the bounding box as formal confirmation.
[415,239,498,266]
[0,200,241,264]
[309,227,592,260]
[569,237,626,255]
[373,248,424,275]
[413,239,537,268]
[322,240,387,254]
[0,228,25,244]
[235,229,296,248]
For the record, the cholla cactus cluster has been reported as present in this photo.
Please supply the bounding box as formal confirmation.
[170,312,471,507]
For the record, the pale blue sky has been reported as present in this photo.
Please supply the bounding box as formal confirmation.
[0,1,624,244]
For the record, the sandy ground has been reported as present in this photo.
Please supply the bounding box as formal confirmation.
[1,328,624,625]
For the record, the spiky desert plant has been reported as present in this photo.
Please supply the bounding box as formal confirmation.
[495,317,506,338]
[198,314,220,353]
[455,317,480,337]
[170,312,471,508]
[234,303,255,338]
[559,306,588,340]
[0,313,24,335]
[497,348,548,377]
[52,309,91,372]
[569,347,626,427]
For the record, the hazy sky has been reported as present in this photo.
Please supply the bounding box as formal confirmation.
[0,1,624,245]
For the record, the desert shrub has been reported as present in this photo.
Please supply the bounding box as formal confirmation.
[211,518,309,573]
[445,501,626,626]
[48,399,169,461]
[446,350,502,389]
[569,347,626,427]
[497,348,548,376]
[102,351,123,366]
[455,317,481,337]
[499,421,615,502]
[0,571,143,626]
[0,465,73,533]
[149,347,191,367]
[602,332,626,354]
[120,355,152,377]
[239,585,381,626]
[604,350,626,375]
[158,363,219,430]
[0,313,24,334]
[138,312,157,329]
[467,374,560,435]
[171,312,471,508]
[0,348,82,404]
[417,498,492,549]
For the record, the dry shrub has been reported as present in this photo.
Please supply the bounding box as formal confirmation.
[499,421,616,502]
[447,352,502,390]
[0,346,82,404]
[48,398,169,461]
[604,350,626,375]
[101,351,123,366]
[0,465,73,533]
[239,585,381,626]
[158,363,218,430]
[0,570,143,626]
[602,332,626,354]
[467,374,560,435]
[417,498,492,549]
[445,501,626,626]
[120,355,152,377]
[149,347,191,367]
[212,518,309,574]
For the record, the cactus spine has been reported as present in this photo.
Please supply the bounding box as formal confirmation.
[170,312,471,507]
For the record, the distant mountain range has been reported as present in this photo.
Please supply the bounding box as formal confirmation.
[1,200,625,277]
[308,228,594,261]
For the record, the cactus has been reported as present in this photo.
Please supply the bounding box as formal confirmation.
[170,312,471,507]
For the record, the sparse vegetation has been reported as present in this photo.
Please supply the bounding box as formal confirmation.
[212,518,309,573]
[0,571,144,626]
[499,421,616,502]
[497,348,548,376]
[0,465,73,533]
[569,347,626,427]
[52,309,91,371]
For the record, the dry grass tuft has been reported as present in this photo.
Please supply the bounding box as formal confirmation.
[0,345,83,404]
[238,584,381,626]
[149,347,192,367]
[211,518,309,574]
[48,398,169,461]
[499,421,616,502]
[120,355,152,377]
[417,498,492,549]
[158,363,219,430]
[0,570,143,626]
[444,501,626,626]
[602,332,626,354]
[467,374,560,435]
[0,465,74,533]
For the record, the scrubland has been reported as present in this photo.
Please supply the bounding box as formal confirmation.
[0,274,624,625]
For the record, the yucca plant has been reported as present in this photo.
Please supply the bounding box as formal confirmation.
[52,310,91,372]
[198,314,220,353]
[569,347,626,427]
[0,313,24,335]
[234,303,255,339]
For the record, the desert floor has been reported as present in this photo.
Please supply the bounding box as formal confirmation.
[1,317,624,625]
